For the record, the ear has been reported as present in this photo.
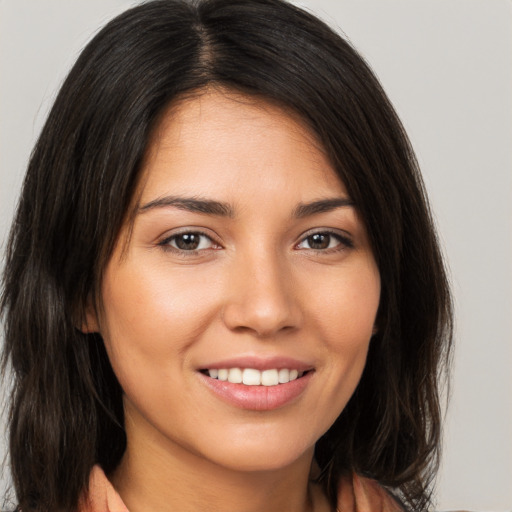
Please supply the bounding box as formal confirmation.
[372,324,379,336]
[78,297,100,334]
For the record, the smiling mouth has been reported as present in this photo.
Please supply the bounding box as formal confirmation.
[200,368,310,386]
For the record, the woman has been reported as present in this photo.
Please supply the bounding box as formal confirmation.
[0,0,452,511]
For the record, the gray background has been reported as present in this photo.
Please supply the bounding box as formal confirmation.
[1,1,511,510]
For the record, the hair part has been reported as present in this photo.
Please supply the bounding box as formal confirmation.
[1,1,452,510]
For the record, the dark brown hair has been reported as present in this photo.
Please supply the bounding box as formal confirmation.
[1,0,452,510]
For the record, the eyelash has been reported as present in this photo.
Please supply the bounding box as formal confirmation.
[158,228,354,257]
[158,230,220,255]
[295,230,354,253]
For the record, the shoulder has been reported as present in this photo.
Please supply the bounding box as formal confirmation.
[337,472,405,512]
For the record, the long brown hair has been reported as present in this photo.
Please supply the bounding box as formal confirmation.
[1,1,453,510]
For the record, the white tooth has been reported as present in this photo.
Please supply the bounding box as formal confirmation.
[278,368,290,384]
[228,368,243,384]
[261,369,279,386]
[242,368,261,386]
[208,369,218,379]
[289,369,299,381]
[298,371,304,378]
[218,369,228,381]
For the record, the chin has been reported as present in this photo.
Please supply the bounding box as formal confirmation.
[196,432,316,473]
[213,451,312,473]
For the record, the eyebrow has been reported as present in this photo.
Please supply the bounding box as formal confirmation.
[139,196,234,217]
[138,195,354,218]
[293,197,354,218]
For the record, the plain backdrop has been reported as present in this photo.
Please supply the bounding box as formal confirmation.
[0,1,511,510]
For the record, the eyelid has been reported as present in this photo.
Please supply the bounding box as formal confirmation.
[154,226,353,256]
[157,228,222,254]
[295,228,354,251]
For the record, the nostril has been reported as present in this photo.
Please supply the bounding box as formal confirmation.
[221,300,302,338]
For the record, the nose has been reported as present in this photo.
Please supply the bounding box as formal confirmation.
[221,250,302,338]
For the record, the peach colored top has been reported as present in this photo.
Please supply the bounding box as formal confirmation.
[79,465,403,512]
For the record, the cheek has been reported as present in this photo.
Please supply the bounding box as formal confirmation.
[313,261,380,343]
[307,261,380,409]
[105,257,222,324]
[98,261,223,378]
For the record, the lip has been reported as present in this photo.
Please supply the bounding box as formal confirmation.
[196,356,314,411]
[197,355,314,372]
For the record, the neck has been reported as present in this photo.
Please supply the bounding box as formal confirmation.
[110,411,330,512]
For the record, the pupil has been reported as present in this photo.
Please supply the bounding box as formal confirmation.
[176,233,200,250]
[309,233,329,249]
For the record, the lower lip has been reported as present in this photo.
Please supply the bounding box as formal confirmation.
[198,371,313,411]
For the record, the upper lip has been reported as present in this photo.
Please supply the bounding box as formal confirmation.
[197,355,314,372]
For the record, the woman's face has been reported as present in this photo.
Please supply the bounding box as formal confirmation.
[90,90,380,473]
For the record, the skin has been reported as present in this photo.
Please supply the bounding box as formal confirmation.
[86,89,381,512]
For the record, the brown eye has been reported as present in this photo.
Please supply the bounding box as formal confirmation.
[174,233,201,250]
[306,233,331,250]
[297,231,353,251]
[164,232,215,251]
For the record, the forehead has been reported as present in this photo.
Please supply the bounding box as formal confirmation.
[138,89,347,204]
